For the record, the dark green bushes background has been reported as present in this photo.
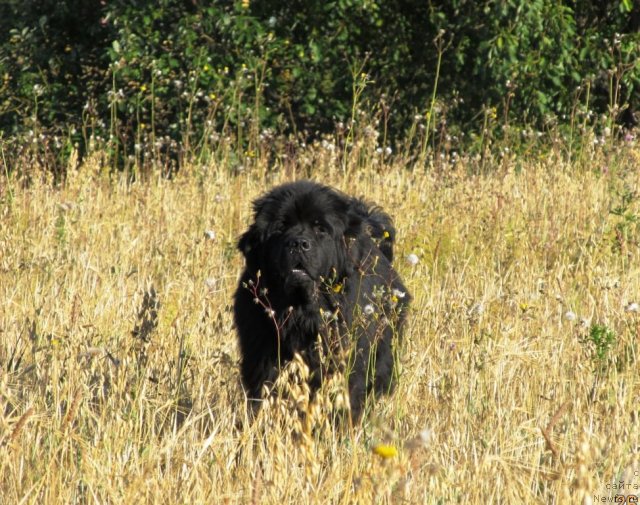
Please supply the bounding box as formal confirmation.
[0,0,638,171]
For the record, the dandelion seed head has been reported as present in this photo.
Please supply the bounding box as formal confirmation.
[419,428,433,446]
[468,303,485,318]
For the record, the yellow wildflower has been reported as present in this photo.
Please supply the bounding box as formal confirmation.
[372,444,397,459]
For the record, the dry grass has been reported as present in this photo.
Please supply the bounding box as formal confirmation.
[1,142,640,504]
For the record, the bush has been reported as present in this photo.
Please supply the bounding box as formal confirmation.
[0,0,638,173]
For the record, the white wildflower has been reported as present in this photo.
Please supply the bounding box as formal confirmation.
[405,426,434,451]
[419,428,433,446]
[468,303,485,318]
[392,289,406,299]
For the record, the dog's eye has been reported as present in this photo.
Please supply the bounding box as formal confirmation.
[313,221,327,235]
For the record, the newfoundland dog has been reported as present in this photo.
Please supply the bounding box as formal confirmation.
[234,180,410,420]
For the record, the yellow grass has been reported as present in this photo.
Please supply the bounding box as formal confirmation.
[1,143,640,504]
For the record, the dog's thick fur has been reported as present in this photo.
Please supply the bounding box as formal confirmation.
[234,180,410,419]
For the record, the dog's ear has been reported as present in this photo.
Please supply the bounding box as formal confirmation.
[344,197,396,263]
[238,225,261,272]
[340,198,398,275]
[364,208,396,262]
[344,205,364,239]
[336,203,367,274]
[239,192,275,271]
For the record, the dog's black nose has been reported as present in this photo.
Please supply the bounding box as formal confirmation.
[287,237,311,251]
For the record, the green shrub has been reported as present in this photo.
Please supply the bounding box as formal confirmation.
[0,0,638,172]
[585,324,616,370]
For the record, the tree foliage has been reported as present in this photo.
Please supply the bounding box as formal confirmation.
[0,0,638,170]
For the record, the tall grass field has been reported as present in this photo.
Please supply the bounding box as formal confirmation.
[1,140,640,503]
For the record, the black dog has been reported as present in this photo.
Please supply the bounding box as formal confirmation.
[233,180,410,420]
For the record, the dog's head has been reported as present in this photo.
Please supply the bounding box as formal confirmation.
[238,181,366,303]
